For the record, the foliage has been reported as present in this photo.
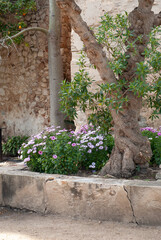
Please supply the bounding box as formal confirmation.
[19,125,114,174]
[60,51,113,133]
[2,135,29,157]
[141,127,161,166]
[60,12,161,133]
[18,125,161,174]
[75,125,114,171]
[0,0,36,44]
[19,126,82,174]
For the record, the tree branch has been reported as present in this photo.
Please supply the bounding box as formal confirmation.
[56,0,117,84]
[0,27,48,43]
[154,12,161,27]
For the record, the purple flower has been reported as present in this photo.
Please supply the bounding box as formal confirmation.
[50,136,56,140]
[87,149,92,153]
[56,133,61,135]
[72,143,76,147]
[24,157,30,163]
[38,151,43,155]
[99,146,104,150]
[87,142,93,147]
[27,149,33,154]
[158,132,161,136]
[98,136,104,141]
[68,142,71,144]
[89,162,95,169]
[53,154,57,159]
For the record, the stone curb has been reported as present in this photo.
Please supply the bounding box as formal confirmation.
[0,164,161,225]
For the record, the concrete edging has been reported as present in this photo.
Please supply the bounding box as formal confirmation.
[0,164,161,225]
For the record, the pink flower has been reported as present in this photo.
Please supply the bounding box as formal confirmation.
[50,136,56,140]
[53,154,57,159]
[158,132,161,136]
[72,143,76,147]
[38,151,43,155]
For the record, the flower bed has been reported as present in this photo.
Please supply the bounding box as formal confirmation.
[18,125,161,175]
[19,125,114,175]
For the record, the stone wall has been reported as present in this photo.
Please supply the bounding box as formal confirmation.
[0,0,72,139]
[0,0,49,138]
[0,0,160,139]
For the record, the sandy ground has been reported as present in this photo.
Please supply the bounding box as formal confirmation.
[0,207,161,240]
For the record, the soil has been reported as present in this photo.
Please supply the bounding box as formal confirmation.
[0,207,161,240]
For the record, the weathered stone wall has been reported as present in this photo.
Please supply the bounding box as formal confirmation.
[0,0,49,138]
[0,0,72,139]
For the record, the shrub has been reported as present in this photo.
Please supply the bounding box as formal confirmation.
[2,135,29,157]
[76,125,114,171]
[19,126,82,174]
[19,125,114,175]
[141,127,161,166]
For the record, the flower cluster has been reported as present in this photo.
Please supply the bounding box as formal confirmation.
[141,126,161,166]
[141,126,161,137]
[19,125,114,174]
[75,125,114,170]
[19,126,82,174]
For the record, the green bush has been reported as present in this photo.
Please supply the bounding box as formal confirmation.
[20,126,82,174]
[76,125,114,171]
[141,127,161,166]
[2,135,29,157]
[19,125,114,175]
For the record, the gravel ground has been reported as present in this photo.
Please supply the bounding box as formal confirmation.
[0,207,161,240]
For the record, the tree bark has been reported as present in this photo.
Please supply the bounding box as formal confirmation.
[101,93,152,178]
[56,0,160,177]
[48,0,66,127]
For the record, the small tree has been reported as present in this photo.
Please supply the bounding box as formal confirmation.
[57,0,161,177]
[0,0,65,128]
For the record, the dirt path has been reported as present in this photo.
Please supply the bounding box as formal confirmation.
[0,207,161,240]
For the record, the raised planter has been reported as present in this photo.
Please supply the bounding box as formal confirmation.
[0,164,161,225]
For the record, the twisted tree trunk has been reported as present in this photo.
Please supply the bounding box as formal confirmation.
[56,0,161,177]
[101,93,152,178]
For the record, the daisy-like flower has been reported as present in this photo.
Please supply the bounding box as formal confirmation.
[89,162,95,169]
[87,149,92,153]
[50,136,56,140]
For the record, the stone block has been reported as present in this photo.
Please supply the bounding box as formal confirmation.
[126,181,161,225]
[2,174,46,212]
[45,177,134,223]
